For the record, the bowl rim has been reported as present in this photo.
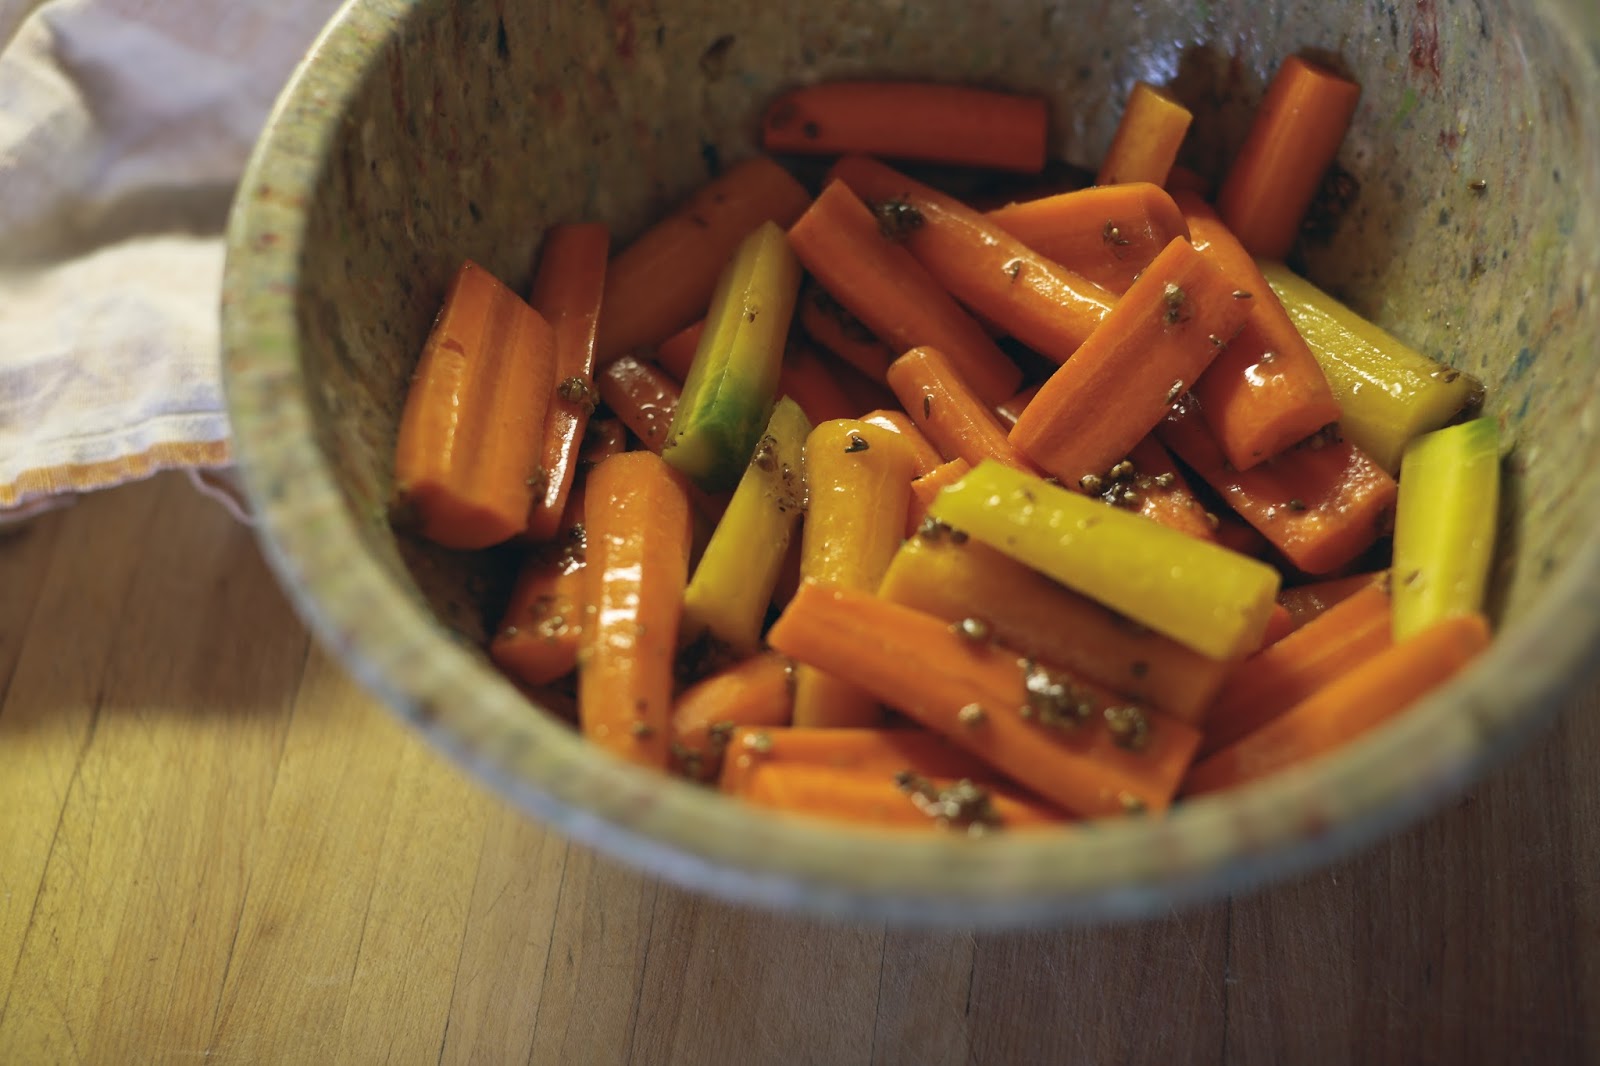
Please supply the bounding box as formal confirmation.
[221,0,1600,925]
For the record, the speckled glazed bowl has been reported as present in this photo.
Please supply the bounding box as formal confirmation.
[223,0,1600,923]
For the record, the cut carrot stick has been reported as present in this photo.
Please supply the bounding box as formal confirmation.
[906,458,971,536]
[1175,192,1342,470]
[653,319,704,382]
[993,384,1042,429]
[1215,56,1362,260]
[596,156,811,362]
[1009,235,1251,487]
[829,156,1116,366]
[787,180,1022,404]
[491,487,589,687]
[1096,82,1194,187]
[778,343,858,426]
[596,354,681,453]
[669,653,794,782]
[1165,164,1213,198]
[1259,604,1296,649]
[1109,436,1219,542]
[394,260,554,549]
[525,223,611,541]
[578,452,694,767]
[737,764,1065,832]
[762,81,1049,173]
[1201,582,1393,756]
[719,726,997,797]
[1158,398,1397,575]
[888,346,1040,473]
[579,416,627,467]
[798,285,896,384]
[768,584,1203,817]
[860,409,943,477]
[1278,572,1387,630]
[1185,613,1488,796]
[986,183,1190,295]
[879,533,1232,725]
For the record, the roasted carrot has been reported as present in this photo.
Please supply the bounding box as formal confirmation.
[860,408,943,477]
[1279,572,1387,630]
[578,452,694,767]
[1201,582,1393,756]
[768,584,1203,817]
[1185,613,1488,796]
[906,458,971,536]
[787,180,1022,404]
[1175,192,1342,469]
[829,156,1115,366]
[1096,82,1194,187]
[993,384,1042,429]
[778,344,858,426]
[491,487,588,687]
[798,285,896,384]
[719,726,998,797]
[1009,236,1251,487]
[762,81,1048,173]
[888,346,1040,473]
[669,653,794,782]
[595,156,811,361]
[653,318,704,382]
[394,260,554,549]
[986,183,1190,295]
[737,764,1065,832]
[1215,56,1362,260]
[879,533,1233,725]
[1158,398,1397,575]
[525,223,611,540]
[596,354,681,453]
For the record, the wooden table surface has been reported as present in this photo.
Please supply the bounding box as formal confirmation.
[2,473,1597,1065]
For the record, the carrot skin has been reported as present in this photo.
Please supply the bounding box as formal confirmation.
[719,726,998,797]
[596,354,681,454]
[888,346,1040,473]
[986,183,1190,295]
[905,458,971,536]
[737,764,1066,831]
[1096,82,1194,187]
[779,344,859,427]
[798,285,896,384]
[653,319,704,382]
[491,489,589,687]
[1278,572,1388,630]
[669,653,795,782]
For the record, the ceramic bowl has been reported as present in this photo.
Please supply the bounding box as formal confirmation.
[222,0,1600,923]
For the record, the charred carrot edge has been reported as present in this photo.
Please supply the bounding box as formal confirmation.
[986,183,1190,295]
[526,223,611,540]
[798,285,897,384]
[769,584,1203,817]
[719,726,998,797]
[829,156,1115,367]
[993,384,1042,429]
[596,354,681,454]
[905,458,971,537]
[1157,398,1397,575]
[1215,56,1362,260]
[1117,436,1217,541]
[1165,164,1213,198]
[888,346,1040,473]
[578,452,694,767]
[491,487,589,687]
[1278,572,1387,630]
[1201,583,1392,756]
[596,157,811,362]
[1009,236,1251,487]
[669,653,795,782]
[653,318,705,382]
[762,81,1049,173]
[1096,82,1194,187]
[1258,604,1297,650]
[1185,613,1488,796]
[860,408,943,477]
[736,764,1066,831]
[779,343,860,426]
[394,260,554,549]
[1175,192,1342,470]
[786,180,1022,404]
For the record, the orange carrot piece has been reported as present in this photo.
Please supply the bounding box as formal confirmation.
[669,653,794,782]
[1115,436,1218,541]
[1176,193,1342,469]
[829,156,1115,366]
[986,183,1190,295]
[578,452,694,767]
[1213,511,1274,559]
[596,353,681,453]
[1279,572,1387,630]
[888,346,1040,473]
[1259,604,1296,650]
[1158,398,1397,575]
[579,416,627,466]
[906,458,971,536]
[829,351,899,416]
[719,726,997,797]
[737,764,1065,831]
[653,318,704,382]
[993,384,1042,429]
[1009,236,1251,487]
[394,260,554,549]
[762,81,1048,173]
[596,157,811,361]
[1201,583,1393,756]
[860,409,943,477]
[1165,164,1213,199]
[1185,613,1488,796]
[798,285,896,384]
[787,180,1022,404]
[1215,56,1362,260]
[768,584,1203,817]
[525,223,611,540]
[779,344,858,426]
[490,488,589,687]
[1096,82,1194,187]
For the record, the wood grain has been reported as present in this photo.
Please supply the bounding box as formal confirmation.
[1,474,1596,1064]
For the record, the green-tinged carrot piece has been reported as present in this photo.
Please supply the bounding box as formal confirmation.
[393,260,554,549]
[681,398,811,656]
[1185,614,1489,795]
[1009,236,1251,487]
[719,726,997,797]
[787,180,1022,404]
[768,585,1203,816]
[653,319,704,382]
[578,452,694,767]
[1215,56,1361,260]
[985,183,1190,295]
[1278,572,1387,630]
[829,155,1115,366]
[778,343,858,426]
[929,461,1281,661]
[888,346,1040,473]
[490,487,588,687]
[906,458,971,536]
[860,408,943,477]
[1201,582,1393,756]
[1096,82,1194,187]
[737,764,1066,832]
[526,223,611,540]
[762,81,1048,173]
[993,384,1042,429]
[663,221,802,492]
[1391,417,1501,641]
[596,354,680,453]
[596,157,810,361]
[879,532,1233,725]
[798,285,896,384]
[1158,397,1397,575]
[669,653,795,782]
